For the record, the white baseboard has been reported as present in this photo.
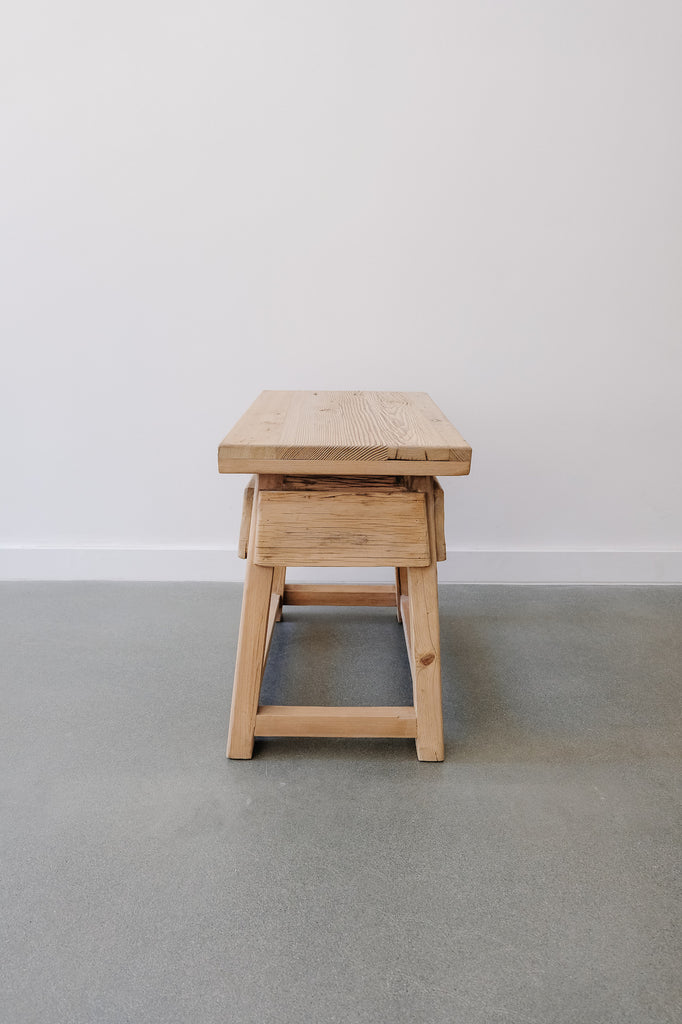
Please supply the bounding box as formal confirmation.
[0,547,680,583]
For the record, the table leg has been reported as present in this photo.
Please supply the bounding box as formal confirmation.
[227,475,278,759]
[406,476,444,761]
[273,566,286,621]
[406,561,444,761]
[395,567,408,622]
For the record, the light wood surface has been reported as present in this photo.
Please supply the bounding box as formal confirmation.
[226,469,448,761]
[253,490,430,567]
[272,566,286,621]
[219,391,471,476]
[220,457,469,476]
[283,584,396,607]
[281,474,406,491]
[405,477,444,761]
[432,479,447,562]
[395,567,408,623]
[400,595,412,669]
[237,476,255,559]
[254,705,417,738]
[226,476,276,759]
[239,476,445,562]
[262,593,281,670]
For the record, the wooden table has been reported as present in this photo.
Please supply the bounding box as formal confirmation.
[218,391,471,761]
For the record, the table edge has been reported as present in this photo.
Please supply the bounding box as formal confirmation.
[217,456,471,476]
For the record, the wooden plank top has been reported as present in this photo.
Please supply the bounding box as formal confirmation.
[218,391,471,476]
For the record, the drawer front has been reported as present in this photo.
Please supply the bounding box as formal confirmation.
[253,491,431,567]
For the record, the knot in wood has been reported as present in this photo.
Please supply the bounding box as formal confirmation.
[419,652,436,667]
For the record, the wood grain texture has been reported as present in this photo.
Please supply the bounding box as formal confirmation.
[281,474,405,491]
[262,593,281,670]
[226,469,446,760]
[272,565,286,621]
[226,477,276,759]
[282,584,397,607]
[432,478,447,562]
[394,568,403,623]
[220,457,470,476]
[406,561,443,760]
[237,476,255,559]
[220,391,296,461]
[218,391,471,474]
[254,705,417,738]
[253,491,431,567]
[406,477,444,761]
[400,594,412,663]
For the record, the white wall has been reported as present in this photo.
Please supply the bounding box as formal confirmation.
[2,1,681,582]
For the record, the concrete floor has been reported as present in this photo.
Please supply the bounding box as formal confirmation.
[1,583,680,1024]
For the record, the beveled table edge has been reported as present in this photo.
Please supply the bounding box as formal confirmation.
[217,457,471,476]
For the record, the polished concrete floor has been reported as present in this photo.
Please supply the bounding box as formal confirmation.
[1,583,680,1024]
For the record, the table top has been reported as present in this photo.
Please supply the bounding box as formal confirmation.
[218,391,471,476]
